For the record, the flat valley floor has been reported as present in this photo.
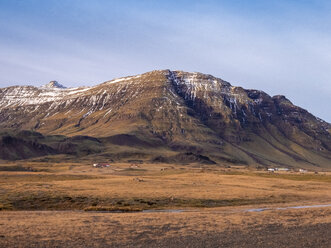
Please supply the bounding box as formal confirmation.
[0,162,330,247]
[0,206,331,248]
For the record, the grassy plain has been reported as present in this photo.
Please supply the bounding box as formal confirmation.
[0,162,330,211]
[0,206,330,247]
[0,162,331,247]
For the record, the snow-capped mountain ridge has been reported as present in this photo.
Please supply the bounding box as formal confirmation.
[0,84,92,109]
[0,69,330,168]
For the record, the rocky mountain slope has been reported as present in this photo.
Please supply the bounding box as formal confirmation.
[0,70,330,168]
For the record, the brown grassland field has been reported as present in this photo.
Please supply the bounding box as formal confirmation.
[0,161,330,247]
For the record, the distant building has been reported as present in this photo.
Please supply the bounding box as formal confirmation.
[93,163,111,168]
[299,169,308,173]
[267,167,290,172]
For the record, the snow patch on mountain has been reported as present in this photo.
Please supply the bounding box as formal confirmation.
[105,75,141,85]
[0,84,92,109]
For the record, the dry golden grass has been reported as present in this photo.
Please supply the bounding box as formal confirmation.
[0,162,330,210]
[0,162,331,247]
[0,206,330,247]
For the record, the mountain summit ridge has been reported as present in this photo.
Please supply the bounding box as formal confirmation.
[41,80,67,89]
[0,69,330,168]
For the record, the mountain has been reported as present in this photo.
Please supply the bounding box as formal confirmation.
[41,81,67,89]
[0,70,330,169]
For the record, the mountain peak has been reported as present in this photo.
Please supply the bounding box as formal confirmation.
[42,81,66,89]
[0,69,330,168]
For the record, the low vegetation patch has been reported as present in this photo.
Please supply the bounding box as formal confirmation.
[84,206,144,212]
[0,165,35,172]
[0,203,13,211]
[0,174,102,182]
[0,193,303,211]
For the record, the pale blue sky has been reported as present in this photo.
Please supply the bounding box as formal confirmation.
[0,0,330,122]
